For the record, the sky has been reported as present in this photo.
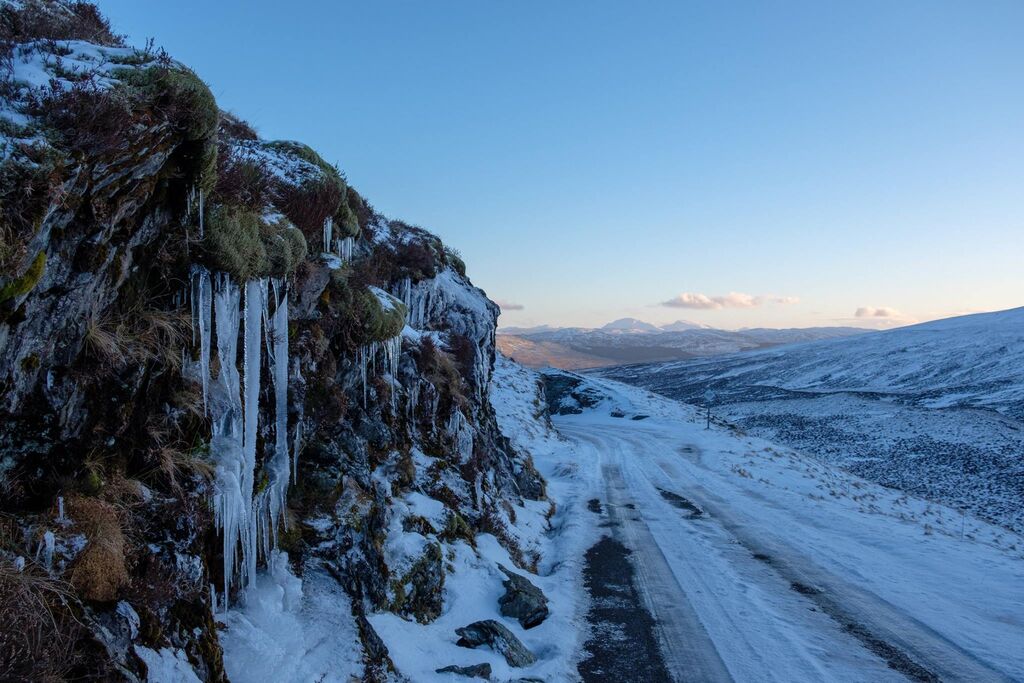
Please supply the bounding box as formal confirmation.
[100,0,1024,330]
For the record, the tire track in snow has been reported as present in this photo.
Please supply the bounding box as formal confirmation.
[599,462,734,683]
[606,423,1014,683]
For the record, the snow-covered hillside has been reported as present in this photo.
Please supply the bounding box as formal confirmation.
[599,307,1024,531]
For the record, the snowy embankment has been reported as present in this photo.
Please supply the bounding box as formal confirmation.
[365,355,600,681]
[549,370,1024,682]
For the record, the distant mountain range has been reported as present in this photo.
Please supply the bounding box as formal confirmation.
[496,318,866,368]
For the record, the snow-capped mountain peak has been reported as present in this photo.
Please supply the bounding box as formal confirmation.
[601,318,662,333]
[660,319,712,331]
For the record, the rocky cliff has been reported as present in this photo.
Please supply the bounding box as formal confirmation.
[0,3,545,680]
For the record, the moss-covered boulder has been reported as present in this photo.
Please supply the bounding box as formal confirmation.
[262,140,360,240]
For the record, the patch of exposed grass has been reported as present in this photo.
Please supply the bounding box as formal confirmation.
[0,558,84,680]
[66,496,128,602]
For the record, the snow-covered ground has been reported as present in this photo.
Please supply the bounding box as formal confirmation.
[220,553,364,682]
[220,353,1023,681]
[367,356,602,681]
[600,307,1024,532]
[546,368,1024,681]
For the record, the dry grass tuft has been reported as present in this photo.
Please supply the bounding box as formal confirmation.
[0,559,83,681]
[83,304,189,371]
[66,496,128,602]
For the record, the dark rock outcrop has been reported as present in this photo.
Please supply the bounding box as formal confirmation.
[0,2,549,680]
[436,662,493,679]
[455,619,537,667]
[498,564,549,629]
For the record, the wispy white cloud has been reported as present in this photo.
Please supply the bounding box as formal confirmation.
[834,306,917,329]
[495,299,524,311]
[854,306,901,318]
[661,292,799,310]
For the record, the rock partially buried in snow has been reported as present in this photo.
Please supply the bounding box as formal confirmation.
[435,662,493,679]
[455,619,537,667]
[497,564,549,629]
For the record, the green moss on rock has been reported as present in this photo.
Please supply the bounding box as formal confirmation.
[356,288,406,343]
[202,205,308,280]
[0,251,46,303]
[390,542,445,623]
[115,65,219,142]
[264,139,361,238]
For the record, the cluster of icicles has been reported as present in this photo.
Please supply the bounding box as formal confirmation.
[190,265,292,609]
[356,336,402,409]
[395,276,493,401]
[185,215,495,605]
[322,216,354,265]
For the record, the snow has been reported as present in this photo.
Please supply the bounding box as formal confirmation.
[366,355,600,681]
[405,491,447,530]
[117,601,140,640]
[600,305,1024,531]
[546,369,1024,681]
[134,645,201,683]
[221,553,363,682]
[229,139,325,188]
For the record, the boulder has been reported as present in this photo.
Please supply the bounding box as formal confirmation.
[455,619,536,667]
[436,662,492,679]
[498,564,549,629]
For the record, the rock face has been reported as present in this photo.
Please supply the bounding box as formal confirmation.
[455,619,537,668]
[498,564,549,629]
[0,2,547,681]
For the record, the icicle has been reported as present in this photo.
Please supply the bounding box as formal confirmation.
[211,273,246,600]
[191,265,212,413]
[56,497,65,524]
[323,216,334,254]
[198,189,205,239]
[406,380,420,423]
[292,359,304,481]
[355,333,402,409]
[447,410,473,464]
[241,278,265,587]
[338,236,354,264]
[37,530,55,571]
[255,279,291,555]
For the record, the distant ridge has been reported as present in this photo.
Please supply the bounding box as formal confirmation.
[496,318,866,369]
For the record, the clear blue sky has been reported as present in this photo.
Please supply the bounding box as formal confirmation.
[101,0,1023,330]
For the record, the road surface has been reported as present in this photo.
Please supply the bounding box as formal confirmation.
[560,415,1020,683]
